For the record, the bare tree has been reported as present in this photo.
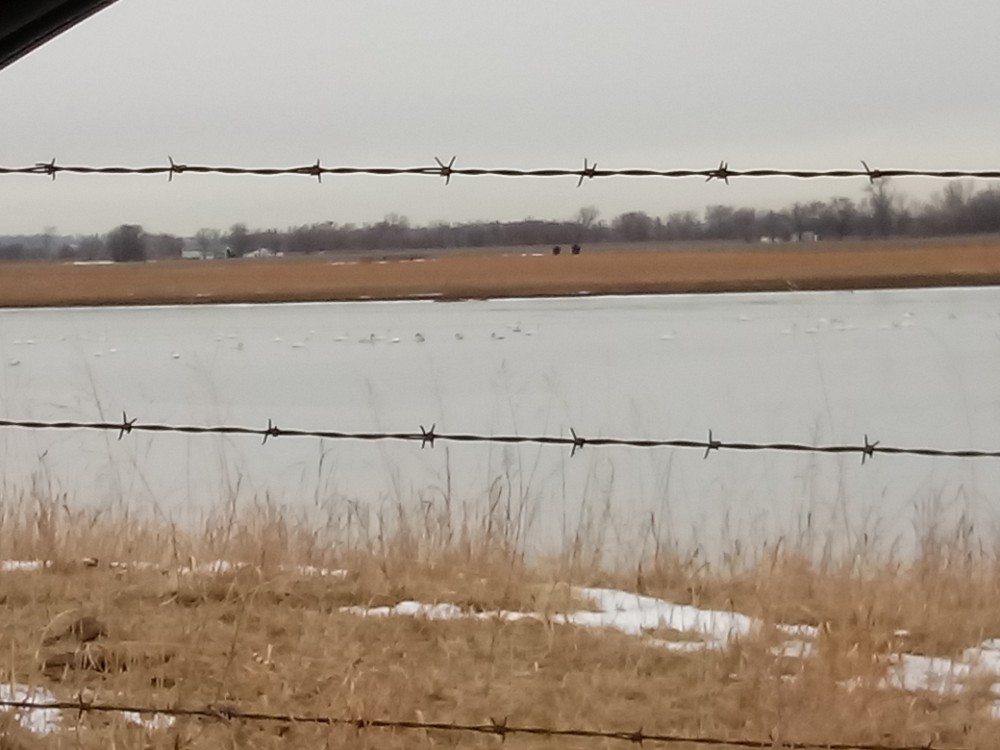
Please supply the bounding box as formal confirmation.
[866,180,897,236]
[195,228,221,257]
[612,211,654,241]
[576,205,599,229]
[106,224,146,262]
[227,223,251,257]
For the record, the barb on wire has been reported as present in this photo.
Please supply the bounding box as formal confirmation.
[3,158,1000,184]
[578,157,598,187]
[0,416,999,462]
[0,698,970,750]
[706,160,731,184]
[435,155,456,185]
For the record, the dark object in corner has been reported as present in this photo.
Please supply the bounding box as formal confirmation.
[0,1,121,73]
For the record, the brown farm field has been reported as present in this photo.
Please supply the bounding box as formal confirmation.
[3,236,1000,307]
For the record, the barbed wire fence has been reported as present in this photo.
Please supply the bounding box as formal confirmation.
[0,415,998,463]
[2,157,998,749]
[0,696,975,750]
[1,157,999,185]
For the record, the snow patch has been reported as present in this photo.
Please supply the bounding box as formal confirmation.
[0,560,48,572]
[341,586,815,655]
[0,684,60,735]
[3,559,347,579]
[120,711,176,731]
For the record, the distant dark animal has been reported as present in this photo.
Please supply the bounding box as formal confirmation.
[552,246,561,255]
[572,244,581,255]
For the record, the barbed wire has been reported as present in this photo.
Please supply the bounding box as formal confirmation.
[0,697,970,750]
[0,414,997,463]
[2,157,999,185]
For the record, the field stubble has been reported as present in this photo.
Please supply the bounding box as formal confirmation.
[2,494,1000,749]
[3,236,1000,307]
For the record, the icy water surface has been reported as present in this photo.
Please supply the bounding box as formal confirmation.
[2,288,1000,557]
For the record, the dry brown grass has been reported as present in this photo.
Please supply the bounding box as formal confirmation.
[3,236,1000,307]
[3,497,1000,749]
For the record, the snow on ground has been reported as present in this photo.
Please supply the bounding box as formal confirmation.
[0,559,347,578]
[880,640,1000,697]
[0,560,48,572]
[340,584,1000,717]
[340,600,537,624]
[0,684,60,734]
[120,711,176,731]
[0,685,176,736]
[341,586,815,653]
[7,559,1000,724]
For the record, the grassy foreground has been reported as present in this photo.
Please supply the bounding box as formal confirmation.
[2,498,1000,749]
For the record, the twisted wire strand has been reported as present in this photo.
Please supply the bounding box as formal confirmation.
[0,416,996,462]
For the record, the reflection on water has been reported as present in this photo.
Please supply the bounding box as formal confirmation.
[1,288,999,560]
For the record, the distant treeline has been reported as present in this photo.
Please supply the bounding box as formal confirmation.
[2,181,999,262]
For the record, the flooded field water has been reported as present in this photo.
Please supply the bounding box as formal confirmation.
[2,287,1000,559]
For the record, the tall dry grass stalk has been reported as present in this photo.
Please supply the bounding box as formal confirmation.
[3,487,1000,749]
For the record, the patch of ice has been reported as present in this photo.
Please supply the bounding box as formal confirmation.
[0,684,60,735]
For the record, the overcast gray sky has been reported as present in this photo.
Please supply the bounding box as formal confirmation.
[1,1,999,236]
